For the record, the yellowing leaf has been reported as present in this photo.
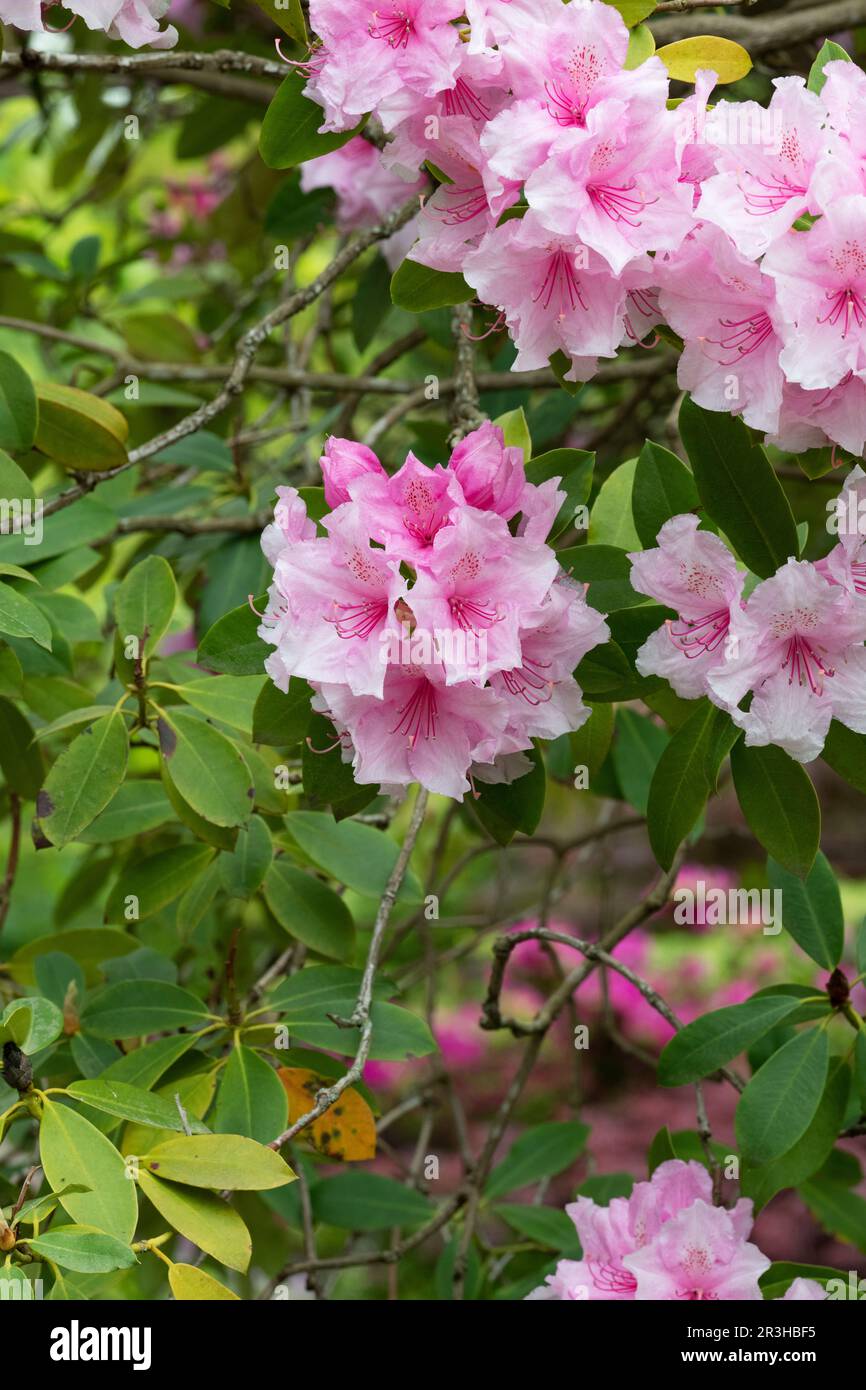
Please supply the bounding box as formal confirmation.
[657,36,752,86]
[168,1263,239,1301]
[278,1067,376,1162]
[141,1133,296,1190]
[137,1170,251,1273]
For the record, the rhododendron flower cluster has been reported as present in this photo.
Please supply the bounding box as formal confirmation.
[0,0,177,47]
[526,1159,824,1301]
[628,511,866,764]
[295,0,866,454]
[259,423,609,800]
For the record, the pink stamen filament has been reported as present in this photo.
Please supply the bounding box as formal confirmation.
[368,8,413,48]
[706,311,774,364]
[441,183,488,226]
[667,609,729,658]
[501,658,554,705]
[392,680,439,748]
[402,512,441,546]
[325,597,388,640]
[462,309,506,341]
[588,180,653,228]
[275,37,327,76]
[819,287,866,339]
[782,634,834,694]
[849,560,866,594]
[442,78,490,121]
[534,249,587,315]
[743,174,806,215]
[544,80,587,128]
[587,1262,638,1295]
[306,730,351,755]
[449,595,502,633]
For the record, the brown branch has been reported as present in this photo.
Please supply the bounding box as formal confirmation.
[0,793,22,936]
[651,0,866,52]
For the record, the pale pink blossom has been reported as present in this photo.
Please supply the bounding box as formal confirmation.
[623,1200,770,1301]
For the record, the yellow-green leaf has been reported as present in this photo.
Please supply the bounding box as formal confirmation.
[141,1133,296,1190]
[168,1263,239,1300]
[39,1099,138,1242]
[137,1170,251,1273]
[35,381,128,472]
[657,36,752,85]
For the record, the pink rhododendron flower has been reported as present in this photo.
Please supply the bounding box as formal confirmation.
[820,464,866,598]
[260,426,609,799]
[527,1159,764,1301]
[0,0,177,45]
[300,138,424,240]
[656,223,786,435]
[708,557,866,763]
[783,1278,827,1300]
[319,437,387,510]
[628,515,746,700]
[623,1199,770,1301]
[696,77,832,260]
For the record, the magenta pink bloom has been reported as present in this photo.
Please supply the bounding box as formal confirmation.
[447,421,525,520]
[300,137,423,234]
[463,211,652,376]
[820,464,866,599]
[261,485,317,565]
[762,195,866,392]
[708,557,866,763]
[623,1200,770,1301]
[657,223,786,434]
[524,98,694,276]
[347,450,466,567]
[408,506,559,684]
[408,116,517,273]
[317,660,509,799]
[305,0,464,131]
[697,77,832,259]
[628,515,746,700]
[262,504,407,699]
[320,436,386,510]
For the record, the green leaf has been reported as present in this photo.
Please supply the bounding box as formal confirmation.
[0,350,37,451]
[170,675,265,735]
[736,1026,830,1164]
[267,965,437,1061]
[137,1170,251,1273]
[219,815,273,898]
[312,1171,431,1230]
[252,677,312,746]
[104,844,216,924]
[37,712,129,847]
[821,720,866,794]
[0,996,64,1052]
[67,1078,210,1132]
[730,741,820,877]
[285,811,423,899]
[34,381,128,472]
[493,406,531,459]
[27,1225,137,1274]
[0,497,115,567]
[767,851,844,969]
[390,259,472,312]
[141,1134,296,1190]
[855,1033,866,1114]
[555,544,645,612]
[78,781,172,844]
[157,708,253,827]
[260,74,365,169]
[485,1122,590,1200]
[263,859,355,961]
[0,695,43,797]
[601,0,656,26]
[301,710,378,817]
[39,1099,138,1241]
[0,581,52,649]
[678,397,798,578]
[8,928,137,987]
[612,709,669,816]
[114,555,176,663]
[495,1204,582,1254]
[632,439,700,549]
[569,701,615,781]
[81,979,212,1038]
[212,1045,288,1144]
[647,701,737,870]
[472,745,546,846]
[98,1033,203,1092]
[800,1177,866,1254]
[0,446,35,503]
[742,1058,851,1210]
[658,995,804,1086]
[808,39,851,95]
[198,595,269,675]
[588,458,641,550]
